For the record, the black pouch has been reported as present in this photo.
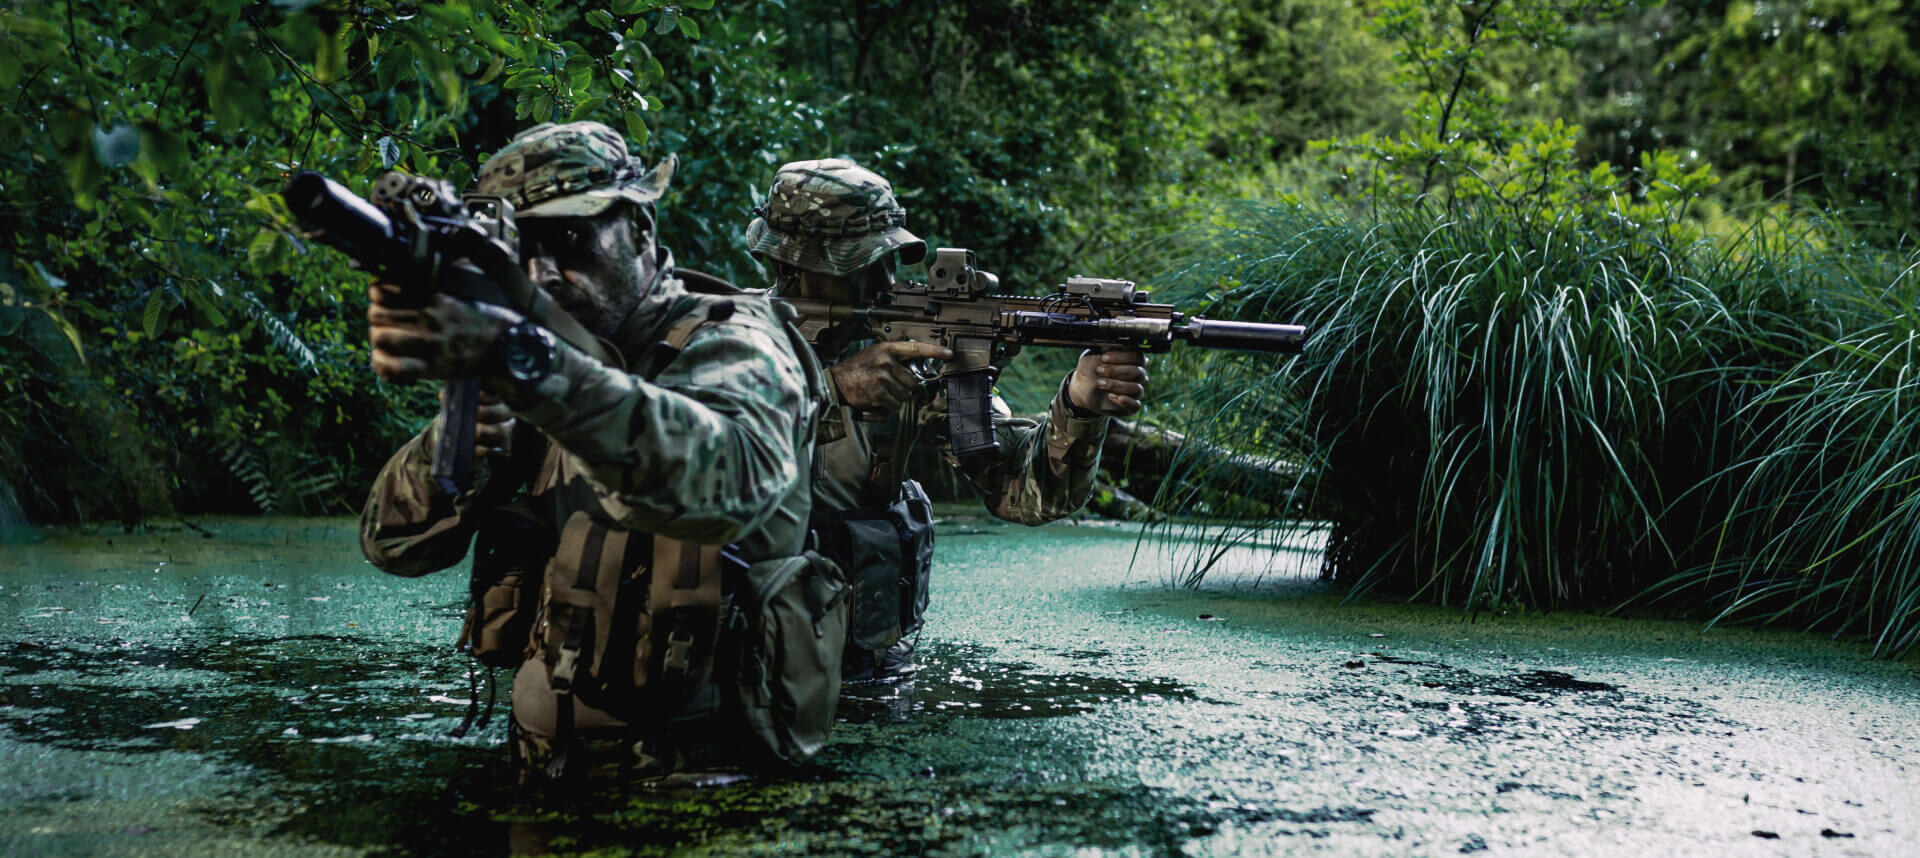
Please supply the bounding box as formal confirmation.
[813,480,936,654]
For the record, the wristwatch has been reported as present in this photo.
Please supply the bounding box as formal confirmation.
[489,321,556,393]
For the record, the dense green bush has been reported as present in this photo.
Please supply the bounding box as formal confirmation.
[1158,204,1920,652]
[1142,0,1920,653]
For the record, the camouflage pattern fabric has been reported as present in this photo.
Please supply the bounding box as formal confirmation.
[743,159,927,276]
[362,259,813,568]
[360,261,816,774]
[475,121,676,218]
[811,356,1107,525]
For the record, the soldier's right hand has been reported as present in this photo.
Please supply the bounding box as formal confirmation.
[366,281,515,384]
[830,341,954,412]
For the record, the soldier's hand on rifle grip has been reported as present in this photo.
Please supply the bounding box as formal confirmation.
[366,281,518,385]
[830,341,955,412]
[436,386,516,459]
[1067,348,1149,417]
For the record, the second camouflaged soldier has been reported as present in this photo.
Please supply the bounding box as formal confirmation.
[358,123,845,784]
[744,159,1150,682]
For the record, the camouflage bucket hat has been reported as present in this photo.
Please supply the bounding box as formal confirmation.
[475,121,675,218]
[744,158,926,276]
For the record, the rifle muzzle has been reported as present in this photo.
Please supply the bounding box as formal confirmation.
[283,172,400,264]
[1178,318,1307,353]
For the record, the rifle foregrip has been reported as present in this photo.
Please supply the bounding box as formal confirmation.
[946,371,1000,461]
[1182,318,1307,354]
[433,377,480,498]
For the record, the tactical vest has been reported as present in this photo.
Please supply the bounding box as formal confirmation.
[458,271,848,775]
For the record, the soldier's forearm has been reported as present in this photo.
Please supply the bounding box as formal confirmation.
[502,333,803,541]
[359,425,480,576]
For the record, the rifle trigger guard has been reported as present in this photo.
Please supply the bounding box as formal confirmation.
[907,357,943,382]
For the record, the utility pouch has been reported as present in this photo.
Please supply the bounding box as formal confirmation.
[537,511,726,727]
[812,479,936,654]
[723,550,849,765]
[459,502,553,669]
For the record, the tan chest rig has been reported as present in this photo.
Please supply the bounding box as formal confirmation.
[458,283,847,775]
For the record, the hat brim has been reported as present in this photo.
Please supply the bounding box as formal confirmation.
[745,218,926,276]
[516,154,677,219]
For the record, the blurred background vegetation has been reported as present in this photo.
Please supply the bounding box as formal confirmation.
[4,0,1917,652]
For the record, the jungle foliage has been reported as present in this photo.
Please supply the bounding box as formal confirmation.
[1150,0,1920,654]
[4,0,1919,650]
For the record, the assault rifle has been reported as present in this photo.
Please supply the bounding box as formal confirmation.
[281,171,611,497]
[784,247,1306,463]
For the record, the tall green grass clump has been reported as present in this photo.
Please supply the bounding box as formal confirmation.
[1156,205,1920,654]
[1135,0,1920,654]
[1657,243,1920,655]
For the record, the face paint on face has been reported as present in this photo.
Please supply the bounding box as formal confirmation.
[778,257,896,305]
[520,205,658,337]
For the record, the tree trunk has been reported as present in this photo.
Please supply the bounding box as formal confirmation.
[1098,419,1309,516]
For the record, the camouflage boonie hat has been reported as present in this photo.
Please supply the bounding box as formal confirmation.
[475,121,675,218]
[744,159,926,276]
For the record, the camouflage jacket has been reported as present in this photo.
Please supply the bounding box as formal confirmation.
[811,347,1107,524]
[361,262,815,573]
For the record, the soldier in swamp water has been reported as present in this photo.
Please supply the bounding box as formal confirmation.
[744,159,1150,683]
[353,122,845,787]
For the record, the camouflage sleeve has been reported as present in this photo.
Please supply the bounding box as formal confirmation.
[359,419,480,577]
[926,373,1109,525]
[506,315,808,547]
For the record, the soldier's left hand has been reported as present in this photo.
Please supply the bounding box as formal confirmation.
[367,284,519,385]
[1067,348,1148,417]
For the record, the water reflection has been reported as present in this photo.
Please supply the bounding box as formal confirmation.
[2,627,1220,857]
[836,641,1194,725]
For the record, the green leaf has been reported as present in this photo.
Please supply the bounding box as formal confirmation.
[421,4,470,27]
[142,286,170,338]
[247,229,288,274]
[611,0,658,14]
[0,41,17,87]
[315,25,348,83]
[443,161,474,191]
[585,9,614,30]
[570,96,606,122]
[44,308,86,367]
[434,66,463,109]
[504,67,545,90]
[377,135,402,167]
[654,10,679,35]
[624,111,650,149]
[184,281,228,327]
[476,54,507,85]
[470,16,519,58]
[676,16,700,39]
[682,0,714,8]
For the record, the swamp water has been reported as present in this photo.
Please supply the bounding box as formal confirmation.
[1,515,1915,856]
